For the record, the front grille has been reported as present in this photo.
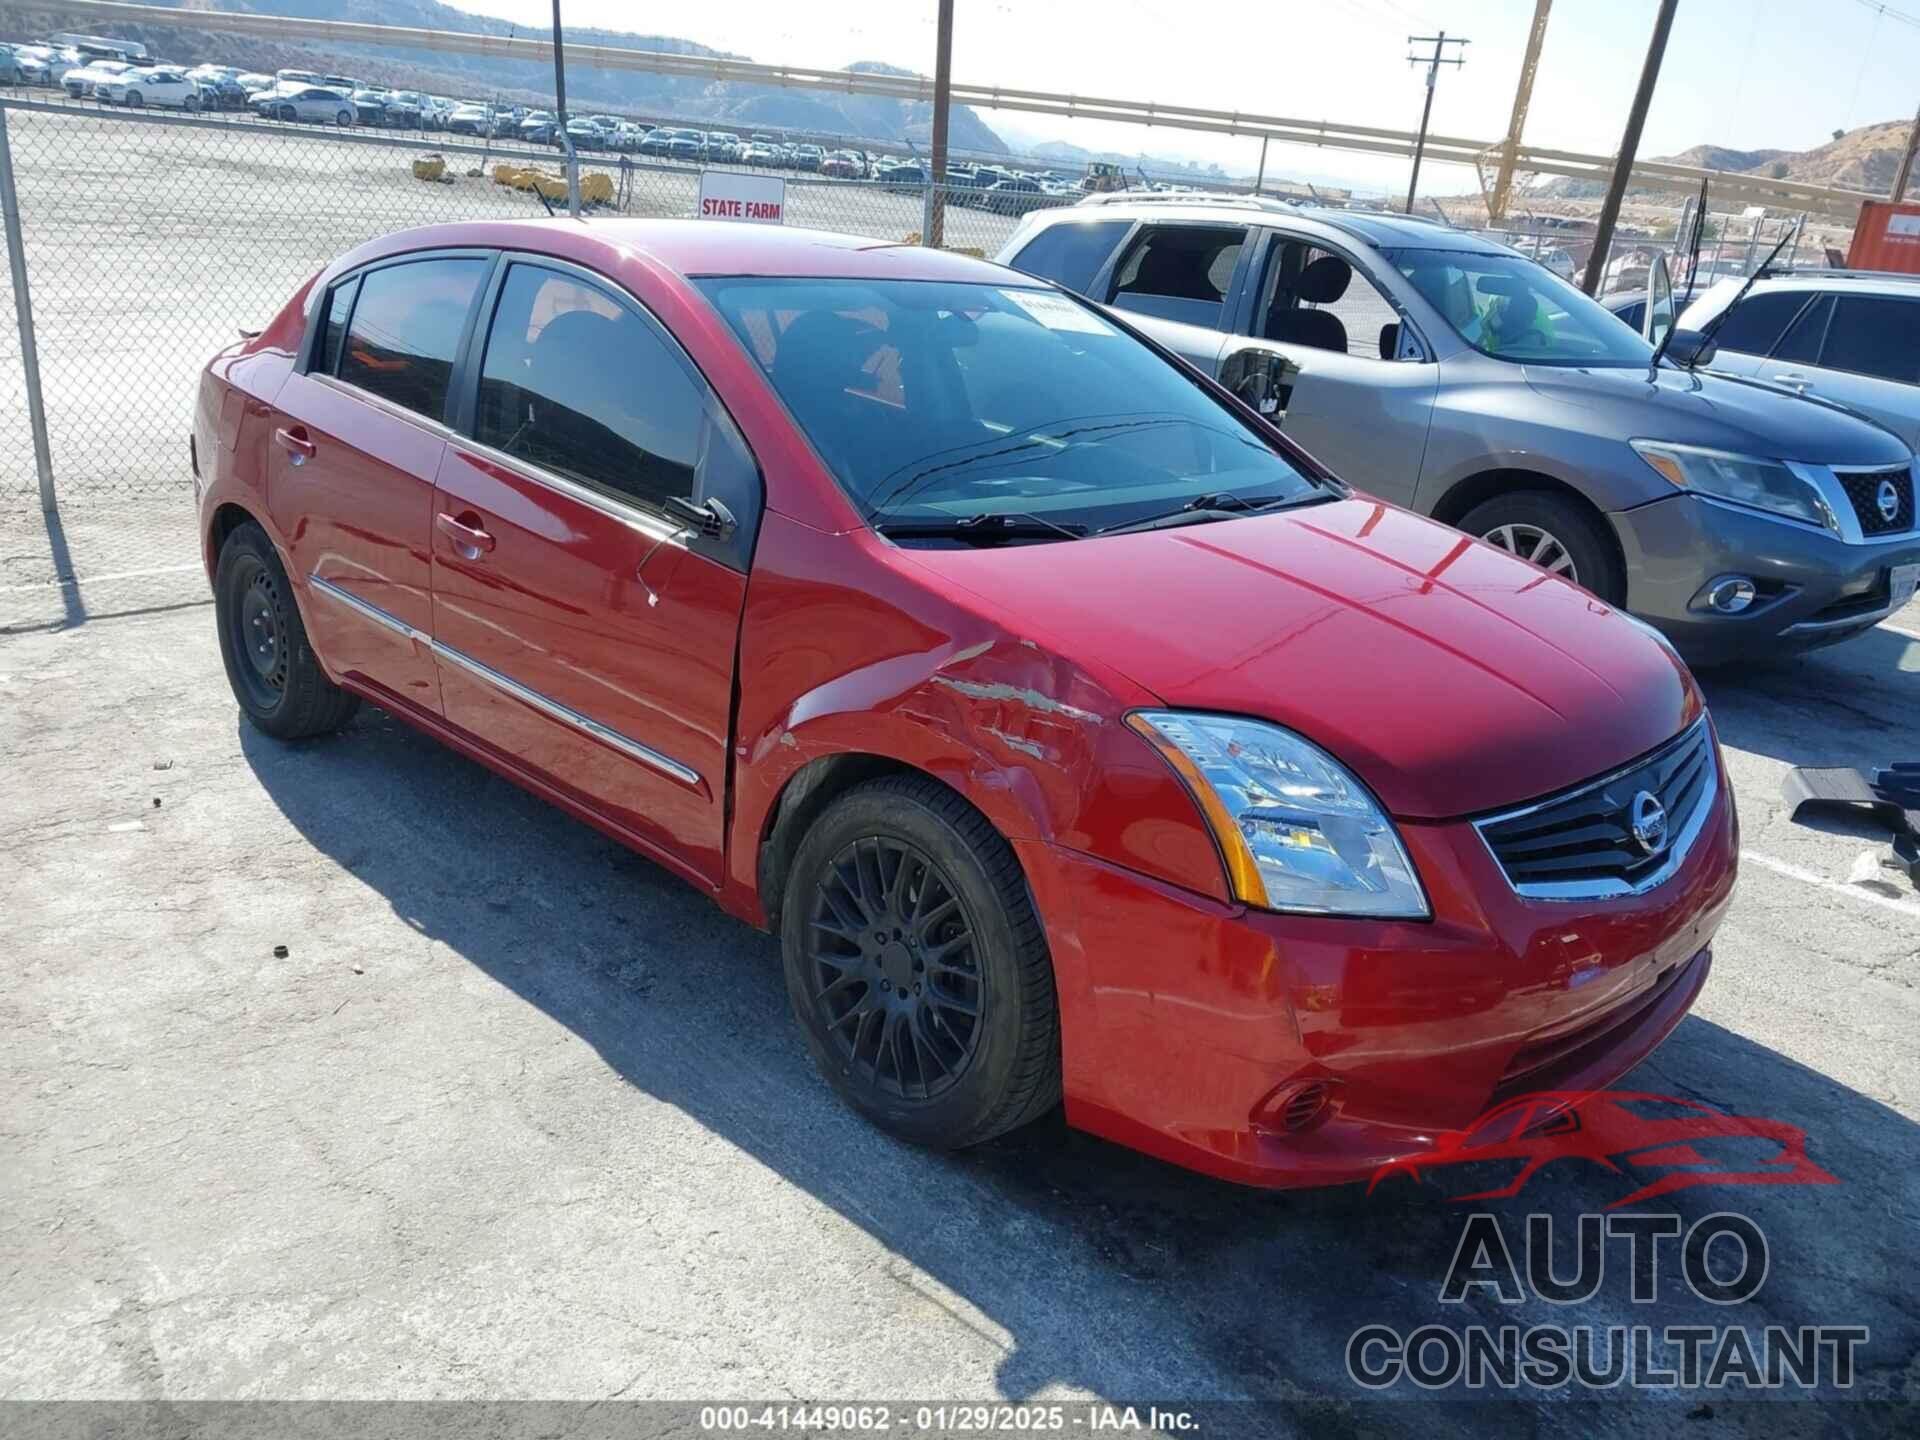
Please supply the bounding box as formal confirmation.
[1837,465,1915,537]
[1475,720,1715,899]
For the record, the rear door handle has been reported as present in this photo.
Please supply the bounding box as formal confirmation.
[273,425,316,462]
[1771,373,1813,391]
[436,510,496,556]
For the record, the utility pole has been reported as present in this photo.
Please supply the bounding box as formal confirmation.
[1488,0,1552,225]
[922,0,954,247]
[1404,31,1468,214]
[1581,0,1678,294]
[552,0,580,217]
[1892,95,1920,204]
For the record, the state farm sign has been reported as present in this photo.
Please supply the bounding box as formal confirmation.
[697,171,786,224]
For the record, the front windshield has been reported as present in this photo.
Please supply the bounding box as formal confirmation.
[1384,247,1656,368]
[696,278,1325,534]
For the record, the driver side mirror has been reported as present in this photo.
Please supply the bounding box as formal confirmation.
[1663,329,1717,368]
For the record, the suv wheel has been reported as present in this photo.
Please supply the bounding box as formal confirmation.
[1459,491,1624,605]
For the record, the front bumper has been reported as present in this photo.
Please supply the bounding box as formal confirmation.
[1012,750,1737,1189]
[1614,492,1920,664]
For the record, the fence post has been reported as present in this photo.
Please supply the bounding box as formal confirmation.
[0,107,55,514]
[920,180,935,246]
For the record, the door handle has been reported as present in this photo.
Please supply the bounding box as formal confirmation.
[273,426,316,463]
[1771,373,1813,392]
[435,510,496,556]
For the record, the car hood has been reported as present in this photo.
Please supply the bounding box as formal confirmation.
[1522,364,1910,466]
[901,497,1699,820]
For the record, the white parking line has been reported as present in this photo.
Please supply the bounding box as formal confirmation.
[1741,848,1920,919]
[0,563,203,594]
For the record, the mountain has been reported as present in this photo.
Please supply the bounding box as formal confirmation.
[1537,119,1910,200]
[13,0,1010,152]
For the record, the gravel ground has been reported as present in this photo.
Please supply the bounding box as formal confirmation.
[0,506,1916,1433]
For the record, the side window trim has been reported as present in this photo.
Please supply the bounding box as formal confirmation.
[447,252,766,570]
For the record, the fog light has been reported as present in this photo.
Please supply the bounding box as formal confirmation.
[1250,1078,1339,1136]
[1703,575,1757,614]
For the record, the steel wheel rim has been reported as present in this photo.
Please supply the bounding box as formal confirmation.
[1482,522,1579,583]
[805,835,985,1101]
[228,557,289,708]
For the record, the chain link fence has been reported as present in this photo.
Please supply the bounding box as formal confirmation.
[0,97,1071,506]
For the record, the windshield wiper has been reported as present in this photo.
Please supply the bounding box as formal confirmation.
[1095,490,1320,537]
[875,511,1087,545]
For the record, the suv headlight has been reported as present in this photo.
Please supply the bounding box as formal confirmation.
[1127,711,1429,919]
[1631,440,1838,532]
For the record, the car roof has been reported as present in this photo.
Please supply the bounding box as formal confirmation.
[1741,269,1920,298]
[1044,196,1512,253]
[350,219,1029,285]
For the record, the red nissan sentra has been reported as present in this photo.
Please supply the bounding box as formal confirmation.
[193,220,1737,1187]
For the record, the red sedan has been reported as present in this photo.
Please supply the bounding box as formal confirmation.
[192,220,1737,1187]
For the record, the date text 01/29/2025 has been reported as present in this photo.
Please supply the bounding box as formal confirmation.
[696,1403,1202,1432]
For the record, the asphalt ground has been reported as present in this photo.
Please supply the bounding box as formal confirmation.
[0,495,1916,1436]
[1,97,1918,1440]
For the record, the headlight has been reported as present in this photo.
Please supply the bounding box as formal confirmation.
[1631,440,1838,532]
[1127,711,1430,919]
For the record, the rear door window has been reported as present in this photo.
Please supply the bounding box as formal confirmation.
[1770,294,1833,366]
[1009,220,1129,296]
[1105,225,1247,331]
[337,256,486,421]
[1817,296,1919,385]
[1710,290,1811,356]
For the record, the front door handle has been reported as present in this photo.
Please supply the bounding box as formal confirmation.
[436,511,496,557]
[274,425,316,464]
[1771,372,1813,392]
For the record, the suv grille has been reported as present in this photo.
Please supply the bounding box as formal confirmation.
[1837,465,1915,536]
[1475,720,1715,899]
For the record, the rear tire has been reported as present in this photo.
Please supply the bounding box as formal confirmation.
[336,110,353,127]
[278,104,295,122]
[781,775,1061,1150]
[214,522,359,740]
[1459,490,1625,605]
[125,91,142,107]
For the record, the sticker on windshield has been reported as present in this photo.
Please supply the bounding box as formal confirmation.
[1001,288,1112,335]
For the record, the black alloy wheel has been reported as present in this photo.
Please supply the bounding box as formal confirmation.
[804,834,985,1100]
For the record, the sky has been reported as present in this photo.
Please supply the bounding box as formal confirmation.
[456,0,1920,196]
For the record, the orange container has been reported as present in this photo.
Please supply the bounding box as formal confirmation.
[1847,200,1920,274]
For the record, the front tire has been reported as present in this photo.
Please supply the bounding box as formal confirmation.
[1459,490,1625,604]
[336,110,353,127]
[125,91,142,107]
[214,522,359,739]
[781,775,1061,1150]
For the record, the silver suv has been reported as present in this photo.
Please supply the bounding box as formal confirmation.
[1677,270,1920,450]
[997,196,1919,663]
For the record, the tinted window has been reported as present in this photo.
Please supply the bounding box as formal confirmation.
[476,265,701,510]
[317,274,359,376]
[1771,294,1832,365]
[338,258,483,420]
[1107,225,1246,330]
[697,277,1323,536]
[1010,219,1129,296]
[1819,296,1918,385]
[1710,290,1811,356]
[1612,300,1645,332]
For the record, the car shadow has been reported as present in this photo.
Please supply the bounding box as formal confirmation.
[1699,623,1920,771]
[240,708,1920,1423]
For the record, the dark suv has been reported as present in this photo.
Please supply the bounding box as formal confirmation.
[999,196,1919,662]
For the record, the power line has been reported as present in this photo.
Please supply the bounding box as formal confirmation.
[1850,0,1920,30]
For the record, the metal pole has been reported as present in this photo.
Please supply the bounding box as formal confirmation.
[1892,96,1920,203]
[1404,31,1468,215]
[923,0,954,247]
[1581,0,1678,295]
[1489,0,1552,225]
[0,109,55,514]
[1255,136,1268,196]
[552,0,579,217]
